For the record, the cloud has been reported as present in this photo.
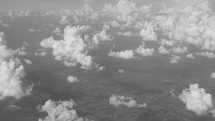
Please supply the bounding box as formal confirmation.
[40,26,100,70]
[0,32,33,100]
[117,31,133,36]
[118,69,124,73]
[38,99,89,121]
[60,16,69,25]
[135,42,155,56]
[169,55,181,63]
[91,25,111,48]
[67,76,79,83]
[179,83,213,116]
[172,47,188,54]
[196,51,215,59]
[24,59,32,65]
[158,46,170,54]
[103,0,151,21]
[186,53,195,59]
[211,73,215,80]
[109,94,147,108]
[140,22,157,41]
[108,49,135,60]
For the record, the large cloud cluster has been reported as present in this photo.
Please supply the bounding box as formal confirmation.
[0,32,32,100]
[179,84,213,116]
[40,26,100,70]
[38,99,89,121]
[109,94,146,108]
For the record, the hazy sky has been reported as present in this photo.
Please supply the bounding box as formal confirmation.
[0,0,163,11]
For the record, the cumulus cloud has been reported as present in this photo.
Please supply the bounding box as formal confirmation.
[53,27,62,36]
[211,73,215,80]
[67,76,79,83]
[140,22,157,41]
[40,26,100,70]
[91,25,111,48]
[169,55,181,63]
[158,46,170,54]
[156,1,215,52]
[196,51,215,59]
[38,99,89,121]
[179,83,213,116]
[35,49,48,57]
[109,94,146,108]
[108,50,135,60]
[0,32,32,100]
[135,42,155,56]
[186,53,195,59]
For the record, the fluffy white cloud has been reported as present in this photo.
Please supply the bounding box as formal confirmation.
[140,22,157,41]
[40,26,100,70]
[92,25,111,48]
[109,94,146,108]
[158,46,170,54]
[0,32,33,100]
[53,27,62,36]
[179,84,213,116]
[135,42,155,56]
[156,1,215,52]
[67,76,79,83]
[186,53,195,59]
[108,50,135,60]
[38,99,89,121]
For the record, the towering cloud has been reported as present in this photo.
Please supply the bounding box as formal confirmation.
[179,84,213,116]
[0,32,32,100]
[38,99,89,121]
[40,26,100,70]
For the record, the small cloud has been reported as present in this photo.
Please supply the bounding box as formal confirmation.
[109,94,146,108]
[67,76,79,83]
[108,49,135,60]
[211,73,215,80]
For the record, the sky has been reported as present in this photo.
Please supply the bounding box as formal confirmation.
[0,0,164,11]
